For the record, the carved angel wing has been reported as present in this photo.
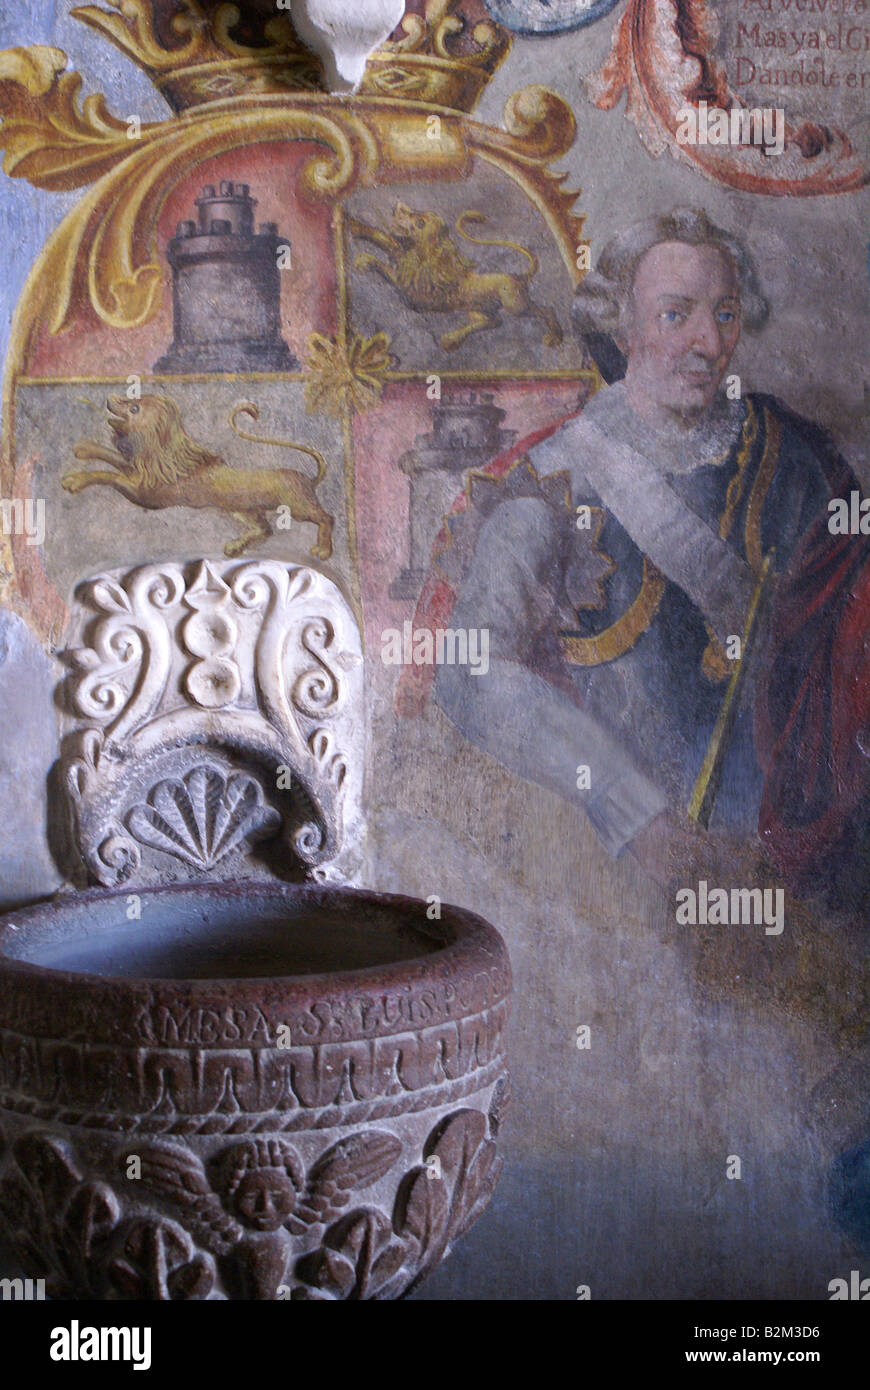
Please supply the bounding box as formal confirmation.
[125,1144,243,1255]
[289,1130,402,1234]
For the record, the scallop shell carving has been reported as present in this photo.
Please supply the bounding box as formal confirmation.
[126,766,282,869]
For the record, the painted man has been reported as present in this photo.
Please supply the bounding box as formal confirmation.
[429,207,864,892]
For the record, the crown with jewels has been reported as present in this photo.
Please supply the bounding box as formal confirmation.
[70,0,512,114]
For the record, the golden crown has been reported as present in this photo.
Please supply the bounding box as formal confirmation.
[70,0,512,114]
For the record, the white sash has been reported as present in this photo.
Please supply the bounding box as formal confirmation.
[532,417,756,640]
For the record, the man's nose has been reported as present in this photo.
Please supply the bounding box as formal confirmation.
[688,309,722,358]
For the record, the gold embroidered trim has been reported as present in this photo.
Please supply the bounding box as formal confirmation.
[559,558,666,666]
[718,400,759,542]
[744,407,781,576]
[704,400,775,679]
[701,623,731,683]
[558,401,772,670]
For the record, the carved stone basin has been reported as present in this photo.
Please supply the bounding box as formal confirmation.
[0,880,511,1300]
[0,558,511,1297]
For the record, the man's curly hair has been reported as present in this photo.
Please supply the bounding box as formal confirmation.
[573,207,769,349]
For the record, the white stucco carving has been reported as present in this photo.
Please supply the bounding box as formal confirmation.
[60,560,364,888]
[291,0,406,93]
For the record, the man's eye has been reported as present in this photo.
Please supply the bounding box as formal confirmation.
[661,309,684,323]
[717,310,736,323]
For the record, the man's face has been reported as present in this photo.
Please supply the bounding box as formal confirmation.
[623,241,741,424]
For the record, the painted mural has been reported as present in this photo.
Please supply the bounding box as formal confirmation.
[0,0,868,1301]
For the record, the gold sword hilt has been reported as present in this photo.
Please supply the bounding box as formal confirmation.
[688,549,776,830]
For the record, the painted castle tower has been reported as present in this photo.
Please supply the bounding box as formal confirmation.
[155,181,298,373]
[391,391,516,599]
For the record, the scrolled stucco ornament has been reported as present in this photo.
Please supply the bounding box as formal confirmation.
[291,0,407,93]
[58,559,364,888]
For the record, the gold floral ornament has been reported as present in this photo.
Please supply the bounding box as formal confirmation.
[304,332,395,418]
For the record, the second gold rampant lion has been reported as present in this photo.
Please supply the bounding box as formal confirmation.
[63,395,334,560]
[348,202,564,351]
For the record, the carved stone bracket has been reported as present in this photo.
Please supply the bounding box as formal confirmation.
[59,560,364,887]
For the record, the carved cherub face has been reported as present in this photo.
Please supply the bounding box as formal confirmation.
[218,1138,304,1233]
[623,241,742,424]
[232,1168,297,1231]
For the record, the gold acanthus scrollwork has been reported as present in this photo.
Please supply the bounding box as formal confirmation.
[2,97,367,340]
[0,36,580,342]
[466,86,587,283]
[0,45,138,188]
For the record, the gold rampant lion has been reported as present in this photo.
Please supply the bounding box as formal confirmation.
[63,394,334,560]
[348,202,564,352]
